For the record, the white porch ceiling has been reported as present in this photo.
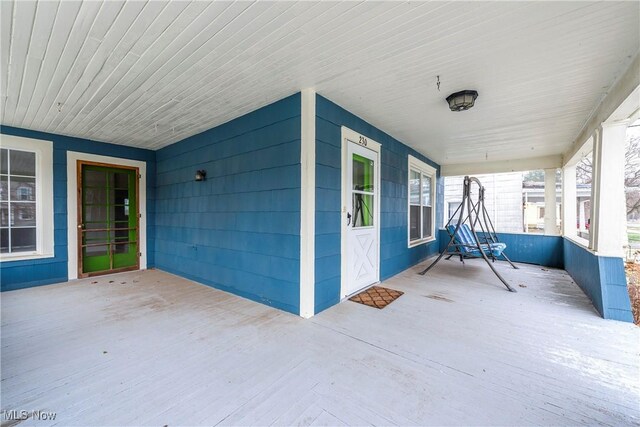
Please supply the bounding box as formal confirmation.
[1,1,638,165]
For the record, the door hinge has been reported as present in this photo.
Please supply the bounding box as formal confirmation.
[138,252,141,257]
[138,174,142,179]
[139,213,142,218]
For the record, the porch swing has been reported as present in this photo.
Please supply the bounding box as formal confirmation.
[419,176,518,292]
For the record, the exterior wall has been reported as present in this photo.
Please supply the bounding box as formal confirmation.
[445,173,523,233]
[439,230,564,268]
[0,125,156,291]
[314,95,443,313]
[154,94,301,315]
[563,238,633,322]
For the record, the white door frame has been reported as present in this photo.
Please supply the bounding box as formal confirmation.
[340,126,381,299]
[67,151,147,280]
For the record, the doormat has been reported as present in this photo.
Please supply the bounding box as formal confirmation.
[349,286,404,309]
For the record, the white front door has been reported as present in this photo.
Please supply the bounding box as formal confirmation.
[342,129,380,297]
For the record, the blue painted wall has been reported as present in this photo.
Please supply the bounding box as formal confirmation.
[563,238,633,322]
[438,230,564,268]
[0,126,156,291]
[314,95,443,313]
[154,94,301,315]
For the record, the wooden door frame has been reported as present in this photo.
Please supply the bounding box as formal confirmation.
[77,160,140,278]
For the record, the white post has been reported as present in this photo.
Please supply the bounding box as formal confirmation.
[544,168,558,235]
[562,165,577,238]
[299,89,316,318]
[590,121,629,257]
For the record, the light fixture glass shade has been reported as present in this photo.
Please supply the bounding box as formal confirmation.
[195,170,206,181]
[446,90,478,111]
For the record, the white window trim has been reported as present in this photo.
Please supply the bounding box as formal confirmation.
[0,134,54,261]
[408,154,436,248]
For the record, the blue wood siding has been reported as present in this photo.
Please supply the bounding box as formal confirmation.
[0,125,155,291]
[314,95,443,313]
[438,230,564,268]
[154,94,301,315]
[563,238,633,322]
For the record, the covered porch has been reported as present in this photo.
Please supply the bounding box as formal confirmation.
[2,260,638,426]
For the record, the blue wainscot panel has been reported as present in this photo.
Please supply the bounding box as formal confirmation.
[314,95,443,314]
[437,230,564,268]
[154,93,302,315]
[0,126,155,292]
[563,238,633,322]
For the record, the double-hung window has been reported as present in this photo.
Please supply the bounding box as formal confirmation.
[408,155,436,247]
[0,135,53,260]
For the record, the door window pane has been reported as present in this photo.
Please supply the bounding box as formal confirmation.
[353,194,374,227]
[84,244,108,257]
[84,187,107,205]
[9,150,35,176]
[11,227,36,252]
[353,154,374,192]
[84,170,107,187]
[113,172,129,189]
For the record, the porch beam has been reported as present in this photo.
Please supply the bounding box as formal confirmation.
[441,154,562,177]
[563,53,639,166]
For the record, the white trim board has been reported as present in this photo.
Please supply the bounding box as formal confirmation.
[66,151,147,280]
[299,89,316,318]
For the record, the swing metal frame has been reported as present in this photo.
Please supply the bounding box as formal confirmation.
[418,176,518,292]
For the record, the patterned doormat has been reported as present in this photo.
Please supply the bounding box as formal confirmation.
[349,286,404,309]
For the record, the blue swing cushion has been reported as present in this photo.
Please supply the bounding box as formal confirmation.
[446,224,507,258]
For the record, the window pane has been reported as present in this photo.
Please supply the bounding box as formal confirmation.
[84,169,107,187]
[9,150,35,176]
[113,172,129,189]
[410,205,421,240]
[0,149,7,174]
[12,203,36,227]
[11,227,36,252]
[10,177,35,201]
[352,154,374,192]
[423,206,432,238]
[0,228,7,253]
[409,170,420,205]
[353,193,374,227]
[113,243,129,254]
[84,187,107,205]
[422,175,432,207]
[85,205,108,222]
[84,244,108,257]
[0,175,7,200]
[0,202,6,227]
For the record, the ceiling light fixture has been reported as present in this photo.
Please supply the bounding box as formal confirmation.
[446,90,478,112]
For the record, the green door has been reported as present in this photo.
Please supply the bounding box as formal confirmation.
[80,163,138,276]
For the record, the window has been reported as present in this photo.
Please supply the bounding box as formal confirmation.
[0,135,53,260]
[408,155,436,246]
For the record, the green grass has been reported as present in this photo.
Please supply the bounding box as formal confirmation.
[629,233,640,243]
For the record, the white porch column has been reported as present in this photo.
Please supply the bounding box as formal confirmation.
[299,89,316,318]
[543,168,558,235]
[590,121,629,257]
[562,165,577,238]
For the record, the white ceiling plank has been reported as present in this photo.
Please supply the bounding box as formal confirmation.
[83,1,241,135]
[69,1,209,135]
[24,0,102,129]
[51,1,168,133]
[17,0,82,129]
[1,1,637,165]
[10,0,59,126]
[41,0,137,130]
[0,0,14,120]
[3,0,37,124]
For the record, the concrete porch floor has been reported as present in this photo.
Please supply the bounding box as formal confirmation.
[1,258,639,426]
